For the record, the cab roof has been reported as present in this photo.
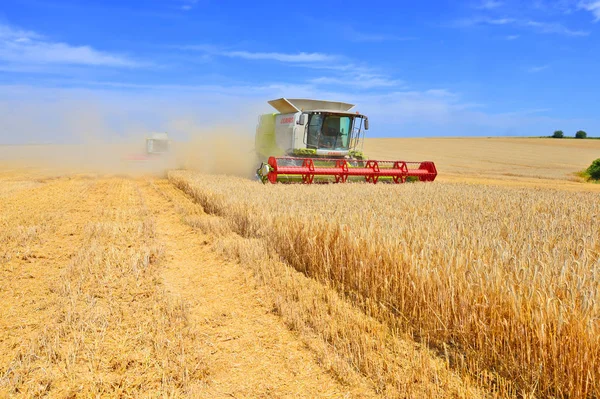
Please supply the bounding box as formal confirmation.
[306,109,365,117]
[148,132,169,140]
[268,98,355,113]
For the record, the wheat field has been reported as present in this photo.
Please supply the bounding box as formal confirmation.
[1,137,599,398]
[169,173,599,398]
[168,137,600,398]
[365,137,600,183]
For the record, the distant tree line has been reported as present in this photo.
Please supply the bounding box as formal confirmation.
[552,130,589,138]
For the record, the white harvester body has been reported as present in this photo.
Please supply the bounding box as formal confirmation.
[146,132,171,155]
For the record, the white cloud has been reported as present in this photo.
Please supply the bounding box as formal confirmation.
[310,74,404,89]
[291,62,373,74]
[579,1,600,21]
[0,24,42,41]
[475,0,504,9]
[488,18,515,24]
[182,45,337,64]
[343,27,415,43]
[0,82,591,143]
[527,65,550,72]
[0,23,139,68]
[453,16,589,36]
[180,0,199,11]
[180,45,396,92]
[506,34,520,39]
[221,51,335,63]
[524,20,589,36]
[453,16,515,27]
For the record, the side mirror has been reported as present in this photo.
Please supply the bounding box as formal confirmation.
[364,118,369,130]
[298,114,307,125]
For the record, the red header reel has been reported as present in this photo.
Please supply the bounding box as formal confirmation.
[261,157,437,184]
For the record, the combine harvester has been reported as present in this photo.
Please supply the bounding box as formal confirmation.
[125,132,172,161]
[255,98,437,184]
[145,132,171,156]
[122,132,178,173]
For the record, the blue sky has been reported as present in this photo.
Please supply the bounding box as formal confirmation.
[1,0,600,143]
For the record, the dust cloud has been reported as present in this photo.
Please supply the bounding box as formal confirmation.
[0,139,175,177]
[0,129,259,179]
[0,87,265,179]
[0,120,261,180]
[173,122,258,179]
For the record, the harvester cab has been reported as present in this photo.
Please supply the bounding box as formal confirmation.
[146,132,171,155]
[255,98,437,184]
[255,98,368,160]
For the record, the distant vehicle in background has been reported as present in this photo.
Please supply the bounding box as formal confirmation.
[123,132,172,162]
[146,132,171,155]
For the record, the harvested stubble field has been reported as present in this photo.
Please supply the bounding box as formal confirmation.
[1,137,599,398]
[0,172,381,398]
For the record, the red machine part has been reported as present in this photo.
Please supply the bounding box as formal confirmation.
[266,157,437,184]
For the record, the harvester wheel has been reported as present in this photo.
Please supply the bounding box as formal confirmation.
[256,162,271,184]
